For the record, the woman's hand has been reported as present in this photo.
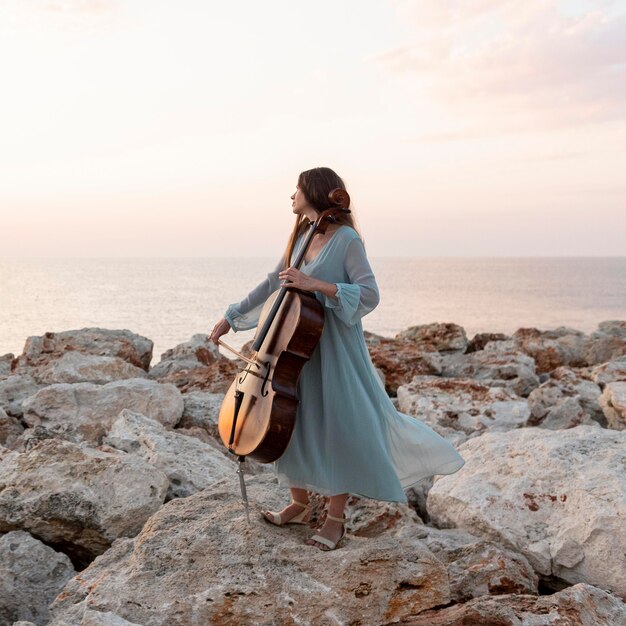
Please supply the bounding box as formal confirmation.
[279,267,320,292]
[209,317,231,345]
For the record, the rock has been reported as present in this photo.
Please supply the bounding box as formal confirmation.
[0,353,14,380]
[0,439,168,566]
[0,530,75,626]
[49,474,450,626]
[599,382,626,430]
[466,333,510,353]
[364,332,442,396]
[396,322,469,353]
[177,390,225,437]
[427,425,626,598]
[397,376,530,443]
[584,320,626,366]
[0,406,24,447]
[0,374,42,418]
[148,333,240,393]
[512,327,587,374]
[14,328,153,372]
[432,341,540,397]
[31,351,148,385]
[105,410,237,500]
[78,609,144,626]
[22,378,183,445]
[417,526,538,603]
[527,366,604,429]
[404,583,626,625]
[591,356,626,387]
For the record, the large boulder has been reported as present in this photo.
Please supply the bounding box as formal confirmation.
[177,390,225,437]
[22,378,183,444]
[49,474,451,626]
[590,356,626,387]
[148,334,240,393]
[14,328,153,372]
[0,530,76,626]
[413,525,538,603]
[406,583,626,625]
[427,425,626,598]
[397,375,530,444]
[0,353,14,380]
[584,320,626,366]
[432,341,539,397]
[105,410,237,499]
[0,406,24,447]
[395,322,469,353]
[30,351,148,385]
[0,374,42,418]
[512,327,587,373]
[599,382,626,430]
[526,366,604,429]
[0,440,168,566]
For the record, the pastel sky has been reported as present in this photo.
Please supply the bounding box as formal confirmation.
[1,0,624,257]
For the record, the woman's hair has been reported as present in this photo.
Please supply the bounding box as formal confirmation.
[281,167,361,269]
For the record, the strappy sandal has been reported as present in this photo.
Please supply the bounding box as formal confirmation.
[307,514,347,551]
[261,499,311,526]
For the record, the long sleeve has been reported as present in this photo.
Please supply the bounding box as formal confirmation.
[322,236,380,326]
[224,256,284,332]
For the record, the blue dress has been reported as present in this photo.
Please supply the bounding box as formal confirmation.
[224,225,465,503]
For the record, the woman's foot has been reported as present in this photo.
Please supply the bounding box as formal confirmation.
[261,500,312,526]
[306,515,346,550]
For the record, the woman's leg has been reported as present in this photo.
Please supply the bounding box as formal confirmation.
[261,486,311,524]
[307,492,348,549]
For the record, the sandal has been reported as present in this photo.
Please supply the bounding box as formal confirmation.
[307,514,347,551]
[261,499,311,526]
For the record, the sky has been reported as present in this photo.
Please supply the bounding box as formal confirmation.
[0,0,624,257]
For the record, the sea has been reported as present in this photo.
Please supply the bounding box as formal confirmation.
[1,257,625,368]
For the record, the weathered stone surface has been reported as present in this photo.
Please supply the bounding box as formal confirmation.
[396,322,469,353]
[512,326,587,374]
[584,320,626,366]
[591,356,626,387]
[31,351,148,385]
[402,583,626,625]
[527,366,604,429]
[599,381,626,430]
[105,410,237,500]
[14,328,153,372]
[22,378,183,444]
[0,406,24,447]
[0,353,14,380]
[0,440,168,565]
[427,426,626,598]
[397,376,530,444]
[364,332,442,396]
[148,333,239,393]
[177,390,225,437]
[415,525,539,603]
[49,474,450,626]
[432,341,540,397]
[0,374,42,418]
[0,530,76,626]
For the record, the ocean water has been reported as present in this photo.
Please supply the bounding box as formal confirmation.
[1,257,625,367]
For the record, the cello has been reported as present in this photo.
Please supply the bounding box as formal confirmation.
[216,189,351,516]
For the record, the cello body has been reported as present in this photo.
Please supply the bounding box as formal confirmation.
[218,287,324,462]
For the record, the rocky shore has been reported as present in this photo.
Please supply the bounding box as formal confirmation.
[1,321,625,626]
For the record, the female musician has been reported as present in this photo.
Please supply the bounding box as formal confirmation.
[210,167,465,551]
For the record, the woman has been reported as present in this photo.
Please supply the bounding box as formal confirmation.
[210,167,465,551]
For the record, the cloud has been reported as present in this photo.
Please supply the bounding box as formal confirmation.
[377,0,626,130]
